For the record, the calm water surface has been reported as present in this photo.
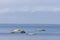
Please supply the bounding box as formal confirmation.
[0,24,60,40]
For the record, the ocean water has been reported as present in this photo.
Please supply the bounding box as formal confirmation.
[0,24,60,40]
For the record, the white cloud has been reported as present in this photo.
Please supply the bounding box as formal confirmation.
[0,0,14,3]
[0,0,60,24]
[31,7,60,12]
[0,7,60,13]
[0,8,9,13]
[0,0,60,5]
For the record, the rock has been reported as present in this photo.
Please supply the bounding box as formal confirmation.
[11,29,25,33]
[20,30,25,33]
[37,29,46,32]
[41,29,46,31]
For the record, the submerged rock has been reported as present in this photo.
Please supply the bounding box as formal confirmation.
[41,29,46,31]
[11,29,25,33]
[37,29,46,32]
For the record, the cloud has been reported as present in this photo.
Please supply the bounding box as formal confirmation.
[0,6,60,14]
[0,8,9,13]
[31,7,60,12]
[0,0,15,4]
[0,0,60,24]
[0,0,60,5]
[0,0,60,13]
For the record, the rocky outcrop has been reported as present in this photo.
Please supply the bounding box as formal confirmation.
[11,29,25,33]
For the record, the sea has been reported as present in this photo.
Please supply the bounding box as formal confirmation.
[0,24,60,40]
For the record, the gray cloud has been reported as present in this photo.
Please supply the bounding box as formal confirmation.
[0,6,60,14]
[0,0,60,24]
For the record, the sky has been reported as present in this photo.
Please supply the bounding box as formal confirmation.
[0,0,60,24]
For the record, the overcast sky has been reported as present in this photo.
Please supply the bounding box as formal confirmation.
[0,0,60,24]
